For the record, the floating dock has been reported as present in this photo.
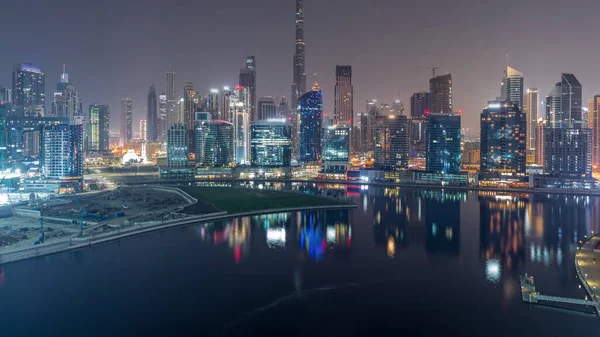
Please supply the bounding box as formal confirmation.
[520,274,597,314]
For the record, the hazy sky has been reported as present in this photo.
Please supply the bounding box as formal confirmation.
[2,0,600,133]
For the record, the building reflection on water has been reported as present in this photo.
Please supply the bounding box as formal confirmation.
[422,189,463,256]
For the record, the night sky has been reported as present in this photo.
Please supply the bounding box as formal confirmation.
[2,0,600,133]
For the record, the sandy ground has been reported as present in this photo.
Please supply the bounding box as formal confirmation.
[0,187,190,252]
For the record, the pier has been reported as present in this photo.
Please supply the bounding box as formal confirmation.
[520,274,597,314]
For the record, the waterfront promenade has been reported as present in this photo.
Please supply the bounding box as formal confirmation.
[0,200,356,265]
[576,234,600,311]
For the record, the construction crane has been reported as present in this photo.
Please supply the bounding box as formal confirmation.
[414,65,441,78]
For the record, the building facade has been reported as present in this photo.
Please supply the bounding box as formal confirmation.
[291,0,306,109]
[334,65,353,126]
[199,120,234,167]
[323,123,350,172]
[589,96,600,171]
[500,66,524,108]
[410,91,431,118]
[480,101,526,175]
[120,97,133,145]
[0,103,7,166]
[167,124,188,168]
[426,113,461,174]
[250,119,292,166]
[239,56,256,122]
[147,84,158,141]
[12,63,45,117]
[544,128,592,177]
[374,114,409,170]
[158,92,167,141]
[51,65,82,122]
[88,104,110,153]
[40,124,83,179]
[523,88,538,162]
[257,96,277,120]
[298,83,323,162]
[535,119,545,166]
[429,74,452,114]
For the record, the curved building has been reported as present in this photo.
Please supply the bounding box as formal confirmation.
[199,120,234,167]
[298,83,323,162]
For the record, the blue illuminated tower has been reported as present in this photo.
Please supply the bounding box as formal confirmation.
[426,113,462,174]
[298,82,323,162]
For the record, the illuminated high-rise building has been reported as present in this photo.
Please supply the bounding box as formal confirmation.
[535,119,545,166]
[40,124,83,180]
[298,82,323,162]
[146,84,158,141]
[139,119,147,141]
[167,124,188,168]
[523,88,538,161]
[120,97,132,145]
[51,65,82,122]
[374,114,409,170]
[257,96,276,120]
[544,74,591,177]
[500,66,524,108]
[410,91,431,158]
[158,92,167,141]
[183,81,198,132]
[334,65,353,126]
[426,113,461,174]
[87,104,110,153]
[410,91,430,118]
[323,123,350,172]
[291,0,306,109]
[239,56,256,121]
[12,63,45,117]
[198,120,234,167]
[0,86,11,104]
[429,74,452,113]
[0,103,7,167]
[277,97,289,119]
[165,71,178,126]
[480,101,526,175]
[589,96,600,171]
[360,100,378,152]
[250,119,292,166]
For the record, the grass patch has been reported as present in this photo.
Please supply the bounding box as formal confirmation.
[180,186,345,214]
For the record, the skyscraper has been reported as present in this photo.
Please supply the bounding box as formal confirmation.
[291,0,306,108]
[140,119,147,141]
[167,124,188,168]
[183,81,198,132]
[544,74,591,177]
[523,88,538,160]
[0,103,7,166]
[158,92,167,141]
[277,97,289,119]
[500,66,524,108]
[40,124,83,180]
[257,96,277,120]
[198,120,234,167]
[88,105,110,153]
[546,73,583,129]
[360,100,378,153]
[250,119,292,166]
[0,86,11,104]
[239,57,256,122]
[480,101,526,175]
[589,96,600,171]
[323,123,351,172]
[535,119,545,166]
[429,74,452,113]
[120,97,133,145]
[426,113,461,174]
[147,84,158,141]
[12,63,45,117]
[374,114,409,170]
[410,92,431,118]
[334,65,353,126]
[166,71,178,126]
[298,83,323,162]
[51,65,82,122]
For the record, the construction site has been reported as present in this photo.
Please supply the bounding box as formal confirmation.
[0,186,193,252]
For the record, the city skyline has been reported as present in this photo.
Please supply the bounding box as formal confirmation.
[2,1,600,132]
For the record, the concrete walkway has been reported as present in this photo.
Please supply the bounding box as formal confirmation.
[575,234,600,314]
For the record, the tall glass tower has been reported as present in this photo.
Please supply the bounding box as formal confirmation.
[12,63,45,117]
[429,74,452,114]
[298,83,323,162]
[334,65,353,125]
[500,66,524,108]
[426,113,461,174]
[120,97,133,145]
[291,0,306,108]
[147,84,158,141]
